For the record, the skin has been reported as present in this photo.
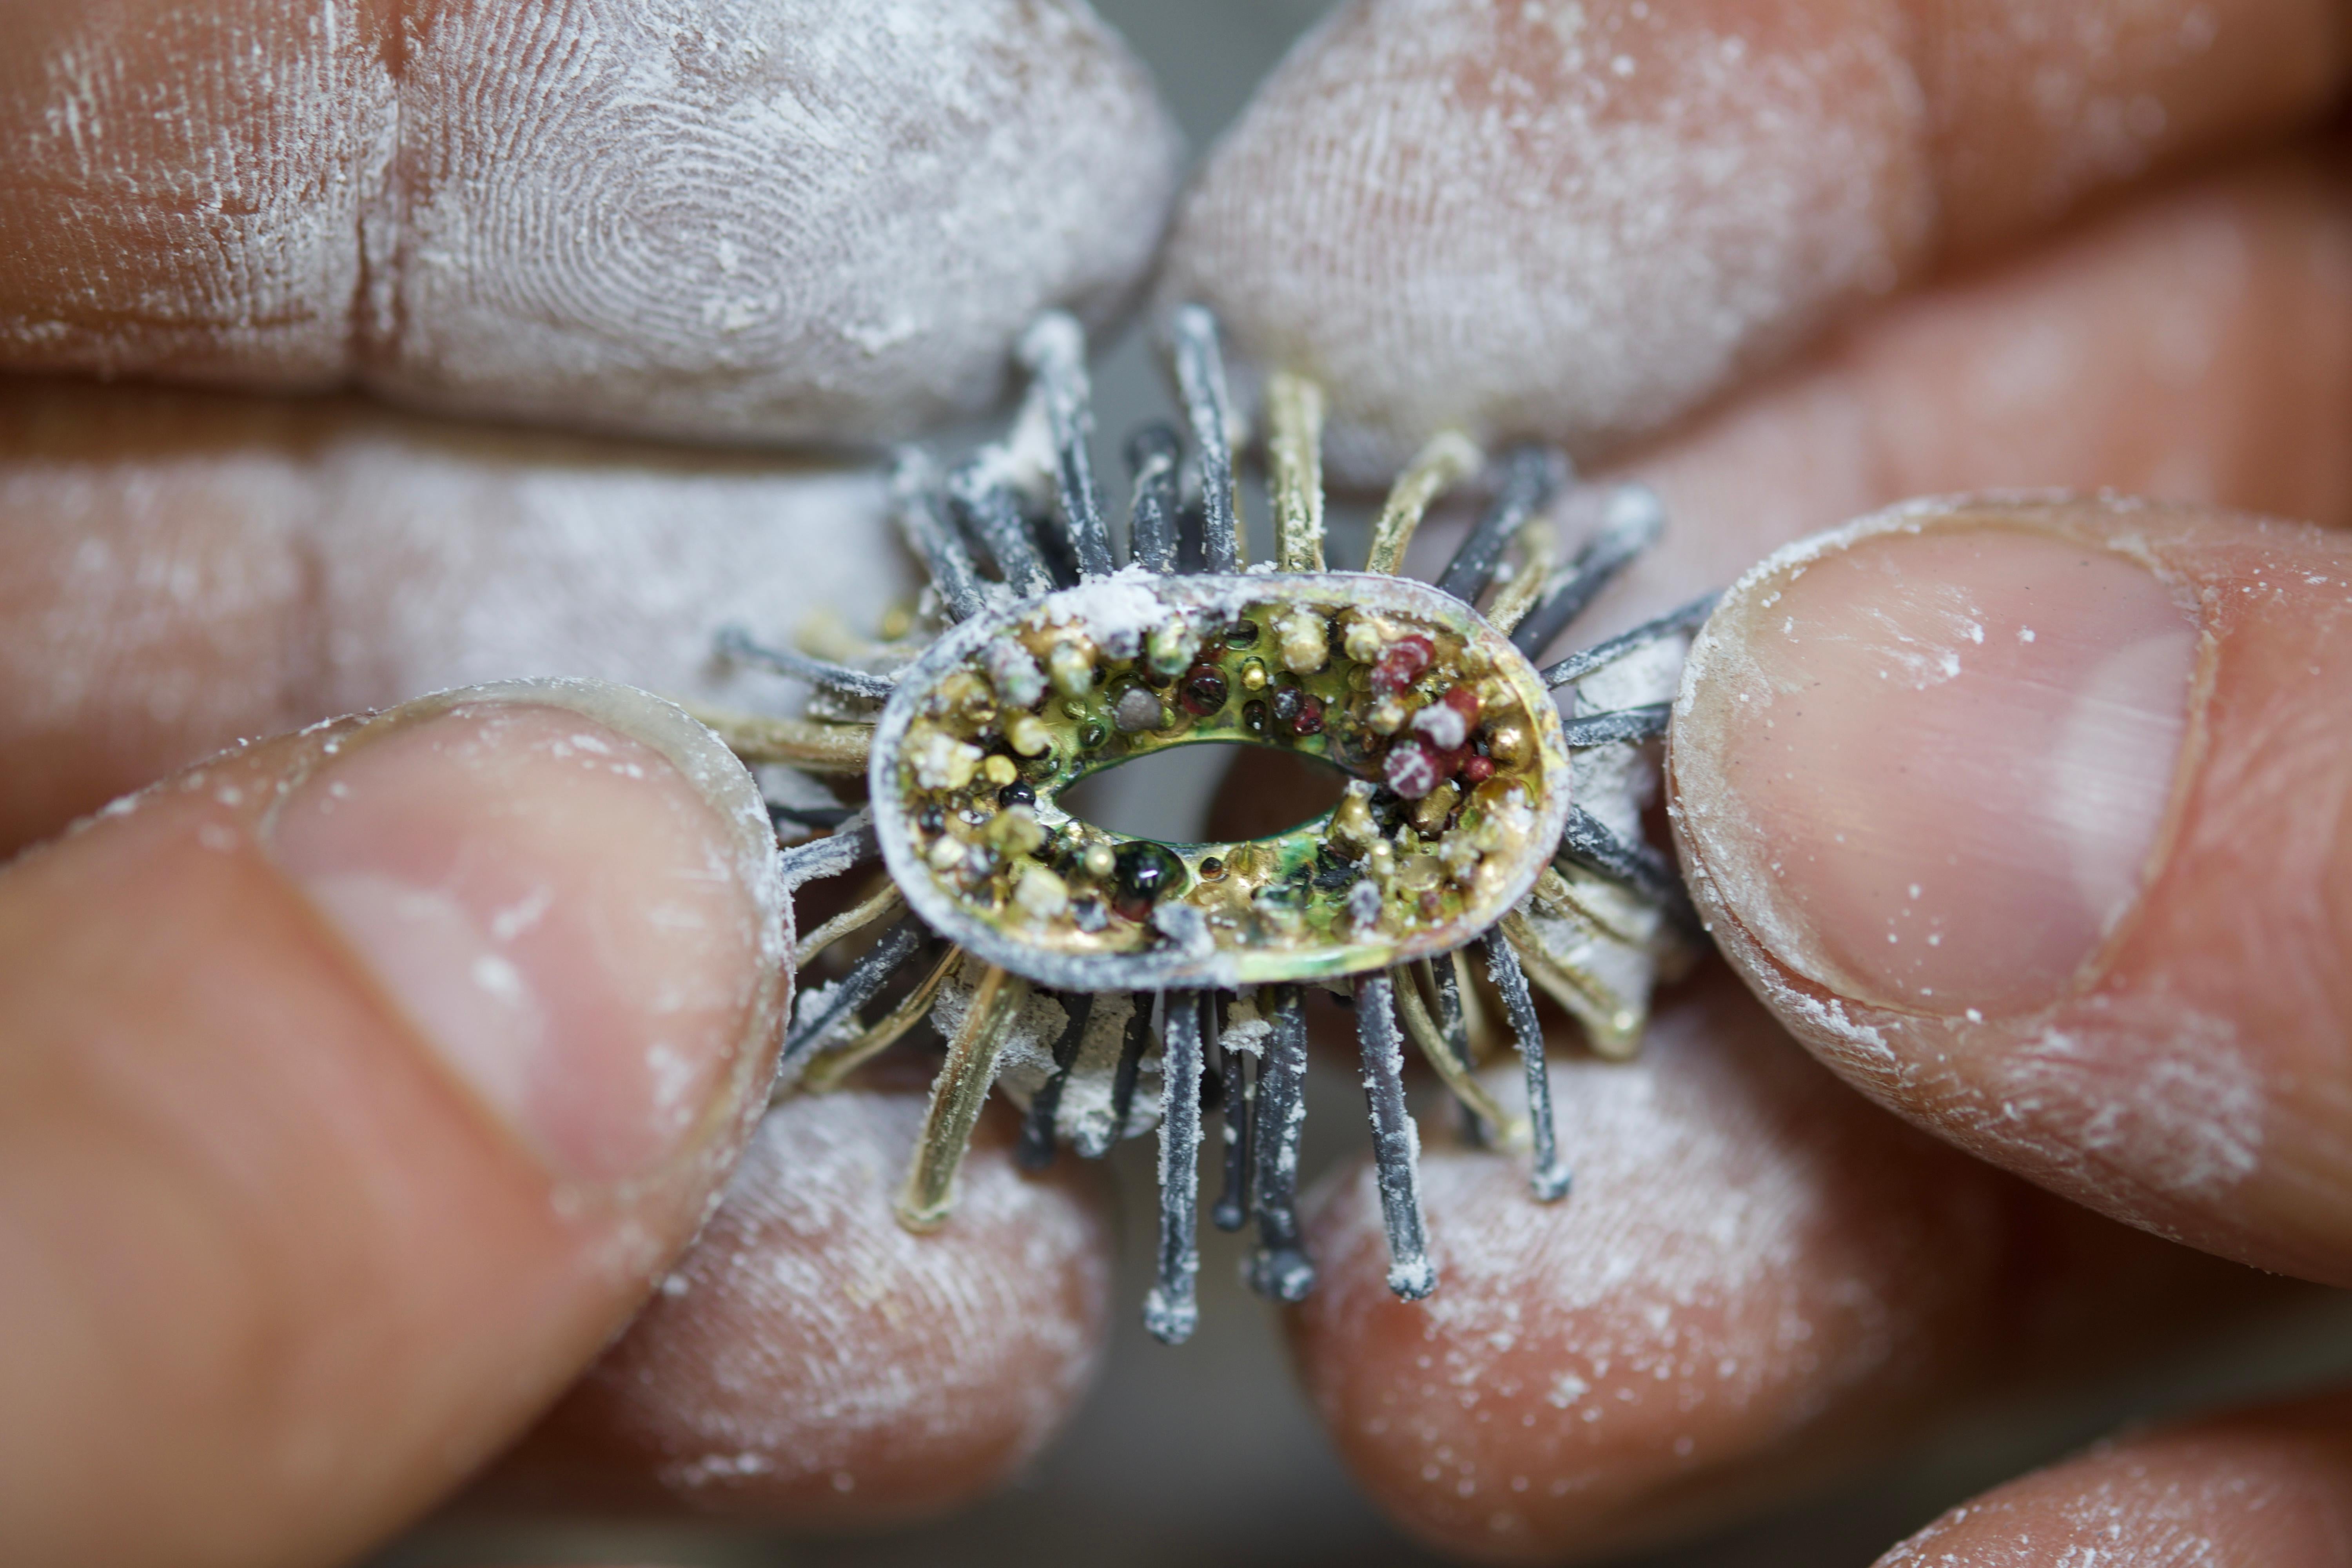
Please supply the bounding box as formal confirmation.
[2,2,2351,1565]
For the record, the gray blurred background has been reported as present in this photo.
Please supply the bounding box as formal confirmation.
[379,4,2352,1564]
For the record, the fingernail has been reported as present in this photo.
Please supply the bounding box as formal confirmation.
[265,678,784,1182]
[1673,503,2200,1015]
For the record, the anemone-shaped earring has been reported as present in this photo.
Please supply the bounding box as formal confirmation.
[691,307,1711,1344]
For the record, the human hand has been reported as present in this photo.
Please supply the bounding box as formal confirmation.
[4,2,2351,1566]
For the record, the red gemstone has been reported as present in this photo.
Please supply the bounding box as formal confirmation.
[1369,634,1434,696]
[1384,739,1443,799]
[1461,753,1495,784]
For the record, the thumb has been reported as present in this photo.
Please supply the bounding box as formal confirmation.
[1668,495,2352,1282]
[0,678,786,1567]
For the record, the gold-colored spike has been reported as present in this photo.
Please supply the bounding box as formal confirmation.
[1395,964,1526,1149]
[1501,909,1646,1059]
[1364,430,1482,575]
[1267,372,1327,572]
[795,881,905,971]
[1481,505,1562,635]
[896,964,1029,1230]
[800,942,961,1093]
[679,701,872,772]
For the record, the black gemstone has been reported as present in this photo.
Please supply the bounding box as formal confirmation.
[918,804,946,835]
[998,780,1036,808]
[1111,841,1187,920]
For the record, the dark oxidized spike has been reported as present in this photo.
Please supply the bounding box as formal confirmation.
[1247,985,1315,1301]
[1430,954,1487,1147]
[1145,991,1207,1345]
[1435,445,1565,603]
[1171,305,1242,572]
[1560,806,1698,929]
[718,626,897,701]
[1017,991,1096,1173]
[766,800,857,834]
[889,452,989,622]
[775,816,878,891]
[1211,996,1252,1232]
[1020,314,1116,581]
[1481,933,1573,1202]
[1541,592,1720,689]
[778,917,927,1076]
[1511,483,1665,659]
[1126,422,1182,573]
[1355,975,1436,1300]
[948,460,1055,598]
[1561,703,1672,747]
[1108,995,1153,1140]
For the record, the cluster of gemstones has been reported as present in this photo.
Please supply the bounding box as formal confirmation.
[875,573,1570,987]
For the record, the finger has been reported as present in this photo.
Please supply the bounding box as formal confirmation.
[0,678,787,1566]
[473,1083,1112,1528]
[1160,0,2349,480]
[1878,1388,2352,1566]
[1286,968,2291,1563]
[0,380,911,851]
[9,154,2350,848]
[1670,495,2352,1282]
[0,0,1181,443]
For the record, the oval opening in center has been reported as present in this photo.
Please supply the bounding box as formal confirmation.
[1056,741,1352,846]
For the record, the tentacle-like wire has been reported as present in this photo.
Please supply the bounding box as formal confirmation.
[1247,985,1316,1302]
[897,963,1029,1230]
[793,882,905,971]
[1145,990,1207,1345]
[1211,995,1254,1232]
[1435,445,1564,602]
[1364,430,1482,577]
[1479,934,1573,1202]
[777,915,926,1077]
[686,703,871,773]
[1125,423,1183,574]
[774,813,879,890]
[948,460,1055,599]
[1541,592,1720,689]
[1395,962,1523,1146]
[1019,313,1115,580]
[1510,483,1666,658]
[1016,991,1095,1172]
[800,942,959,1092]
[1267,372,1327,573]
[1170,305,1245,572]
[716,626,897,701]
[1355,974,1437,1300]
[890,450,989,622]
[1561,703,1671,746]
[1559,806,1698,929]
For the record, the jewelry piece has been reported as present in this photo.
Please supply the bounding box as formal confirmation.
[694,308,1710,1343]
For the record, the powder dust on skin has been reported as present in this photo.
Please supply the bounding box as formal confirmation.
[1290,975,2011,1556]
[1163,0,1931,485]
[0,380,915,846]
[551,1086,1112,1525]
[5,0,1182,445]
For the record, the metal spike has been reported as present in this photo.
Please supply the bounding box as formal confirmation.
[897,965,1028,1230]
[1247,985,1315,1301]
[1432,954,1488,1147]
[1541,592,1720,689]
[1354,974,1437,1300]
[800,942,959,1093]
[1560,703,1671,747]
[717,626,897,701]
[1510,483,1666,659]
[1170,305,1244,571]
[1267,372,1327,572]
[777,916,926,1075]
[1434,445,1564,602]
[1144,991,1206,1345]
[1364,430,1481,576]
[1019,313,1115,579]
[1108,995,1153,1139]
[1559,805,1697,928]
[889,450,988,622]
[766,800,857,834]
[948,461,1055,598]
[1211,995,1252,1232]
[1125,423,1182,573]
[1394,963,1519,1145]
[1017,991,1096,1173]
[1480,935,1572,1201]
[775,815,878,891]
[793,882,905,971]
